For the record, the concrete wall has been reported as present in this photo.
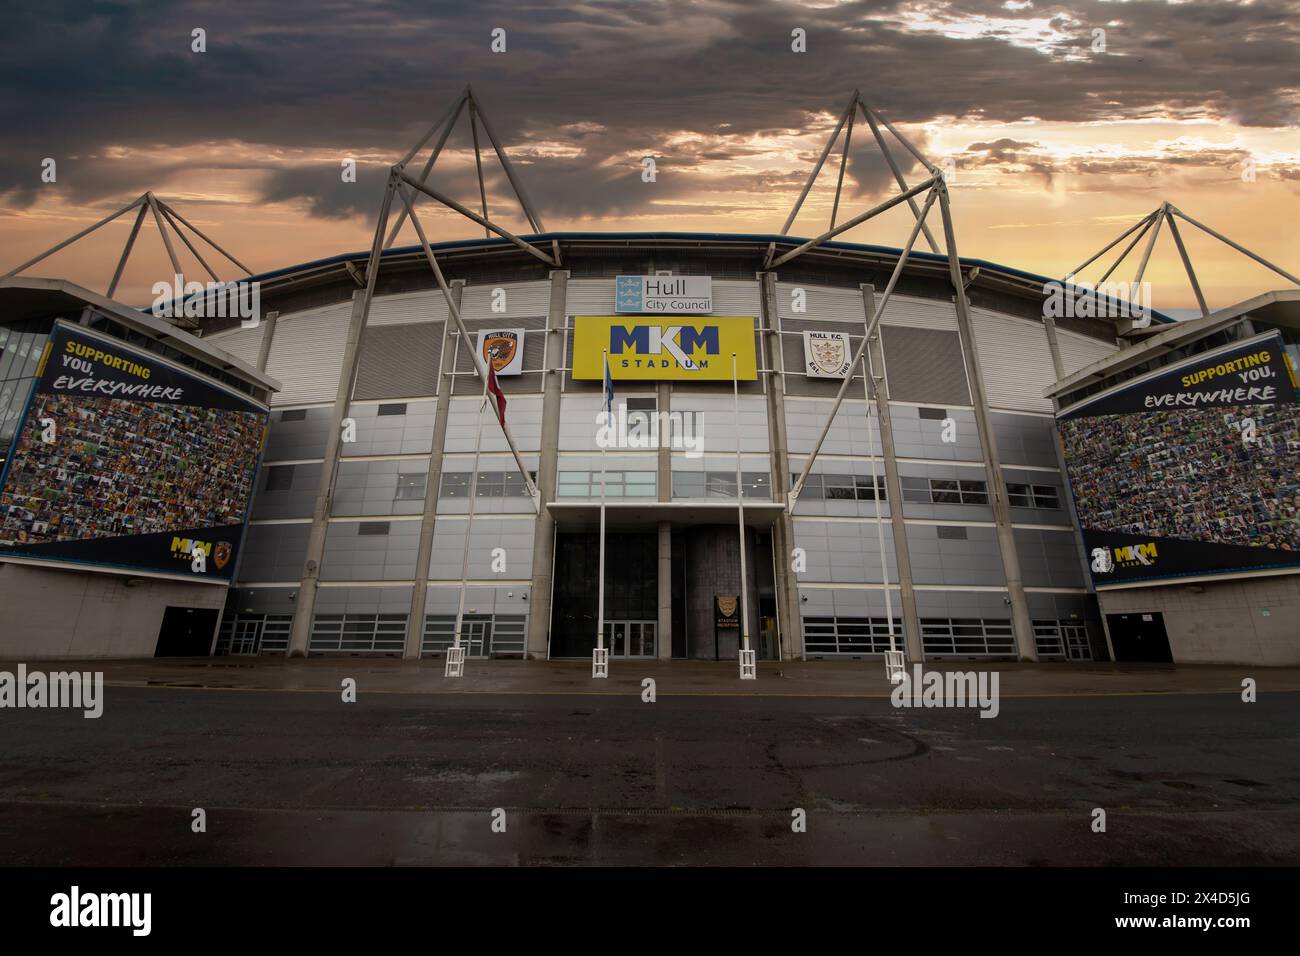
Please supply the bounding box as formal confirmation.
[0,563,226,659]
[1099,574,1300,666]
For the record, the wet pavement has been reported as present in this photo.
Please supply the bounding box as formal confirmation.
[0,662,1297,865]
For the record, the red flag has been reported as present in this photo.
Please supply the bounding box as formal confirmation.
[486,363,507,426]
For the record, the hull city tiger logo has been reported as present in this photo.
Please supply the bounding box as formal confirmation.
[213,541,232,569]
[481,332,519,372]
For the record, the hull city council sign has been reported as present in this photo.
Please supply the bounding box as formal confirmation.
[572,316,757,381]
[615,275,713,314]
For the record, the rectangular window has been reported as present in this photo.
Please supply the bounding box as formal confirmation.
[900,476,931,504]
[823,474,857,500]
[264,464,294,492]
[377,403,407,416]
[936,525,968,540]
[395,472,427,500]
[1006,483,1032,508]
[439,472,471,497]
[854,475,887,501]
[672,472,706,498]
[958,479,988,505]
[917,407,947,420]
[279,408,307,422]
[357,521,390,535]
[930,479,961,504]
[792,473,824,499]
[706,473,737,498]
[1031,485,1060,509]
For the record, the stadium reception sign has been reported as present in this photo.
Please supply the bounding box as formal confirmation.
[1057,331,1300,586]
[572,316,757,381]
[0,321,268,582]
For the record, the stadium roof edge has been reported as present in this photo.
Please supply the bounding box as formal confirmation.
[0,276,281,394]
[232,231,1178,327]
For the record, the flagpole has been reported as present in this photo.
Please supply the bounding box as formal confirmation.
[860,336,897,655]
[595,349,609,678]
[449,371,490,677]
[733,352,754,679]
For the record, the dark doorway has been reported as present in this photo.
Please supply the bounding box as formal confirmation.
[550,531,657,658]
[1106,612,1173,663]
[155,606,220,657]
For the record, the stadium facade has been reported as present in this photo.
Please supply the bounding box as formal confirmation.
[191,231,1132,664]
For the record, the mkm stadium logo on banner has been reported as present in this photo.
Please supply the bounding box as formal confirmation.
[572,316,757,381]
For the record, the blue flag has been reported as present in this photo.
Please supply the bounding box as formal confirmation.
[603,352,615,420]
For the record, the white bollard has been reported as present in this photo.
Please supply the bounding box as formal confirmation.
[592,647,609,679]
[445,646,465,678]
[739,648,757,680]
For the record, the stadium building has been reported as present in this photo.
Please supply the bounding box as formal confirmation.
[3,92,1296,668]
[189,229,1129,664]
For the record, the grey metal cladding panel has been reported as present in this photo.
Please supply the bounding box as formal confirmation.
[712,279,762,316]
[428,519,536,580]
[354,323,441,400]
[251,462,322,520]
[1026,591,1090,618]
[1014,528,1085,589]
[368,291,448,326]
[880,326,971,405]
[203,323,265,367]
[878,294,958,331]
[320,520,422,581]
[227,586,296,614]
[459,281,551,320]
[1056,329,1116,376]
[971,307,1054,412]
[792,520,898,584]
[888,406,983,460]
[991,411,1058,467]
[914,589,1012,618]
[332,460,426,517]
[237,523,310,583]
[265,407,331,461]
[265,302,352,406]
[314,586,413,614]
[340,401,437,456]
[565,278,616,315]
[775,283,865,323]
[904,524,1007,587]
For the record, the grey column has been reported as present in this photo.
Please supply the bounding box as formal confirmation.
[286,289,370,657]
[939,198,1037,660]
[861,284,924,661]
[1041,313,1065,379]
[657,521,672,660]
[254,310,279,372]
[403,281,464,658]
[525,270,569,660]
[758,271,804,661]
[657,381,673,659]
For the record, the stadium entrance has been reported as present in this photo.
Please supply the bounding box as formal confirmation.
[1106,612,1173,663]
[547,520,779,661]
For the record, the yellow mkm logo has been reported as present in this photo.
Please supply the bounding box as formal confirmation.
[1113,542,1158,568]
[171,537,213,560]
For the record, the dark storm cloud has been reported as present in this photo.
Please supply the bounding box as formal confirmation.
[1,0,1297,220]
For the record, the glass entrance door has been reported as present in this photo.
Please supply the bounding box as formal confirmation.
[462,618,490,658]
[230,618,262,656]
[605,620,656,658]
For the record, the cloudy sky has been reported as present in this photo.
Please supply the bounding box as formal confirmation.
[1,0,1297,310]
